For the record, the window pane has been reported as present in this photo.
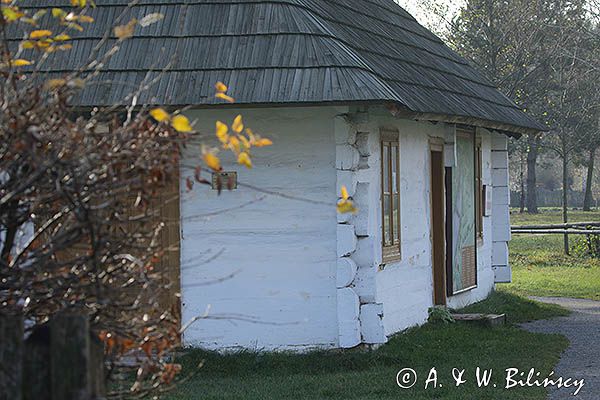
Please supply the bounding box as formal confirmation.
[392,145,398,193]
[393,194,400,244]
[383,195,391,246]
[383,144,390,193]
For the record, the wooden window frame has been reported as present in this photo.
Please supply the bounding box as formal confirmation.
[475,137,484,241]
[381,130,401,264]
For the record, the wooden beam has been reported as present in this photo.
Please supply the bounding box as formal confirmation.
[512,222,600,230]
[512,230,600,235]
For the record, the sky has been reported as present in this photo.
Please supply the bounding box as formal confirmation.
[395,0,464,31]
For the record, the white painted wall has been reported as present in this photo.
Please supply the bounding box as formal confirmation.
[180,107,340,351]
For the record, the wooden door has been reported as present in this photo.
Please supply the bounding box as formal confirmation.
[430,146,447,306]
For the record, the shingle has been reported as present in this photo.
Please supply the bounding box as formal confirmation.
[13,0,544,133]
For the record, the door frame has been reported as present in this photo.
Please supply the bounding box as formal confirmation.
[429,138,447,306]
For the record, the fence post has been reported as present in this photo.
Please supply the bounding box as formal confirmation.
[23,326,51,400]
[50,310,92,400]
[0,313,24,400]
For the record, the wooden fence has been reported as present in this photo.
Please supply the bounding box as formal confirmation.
[0,311,105,400]
[511,221,600,235]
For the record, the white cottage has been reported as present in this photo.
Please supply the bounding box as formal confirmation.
[26,0,544,350]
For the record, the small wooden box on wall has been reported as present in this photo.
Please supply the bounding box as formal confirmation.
[212,171,238,190]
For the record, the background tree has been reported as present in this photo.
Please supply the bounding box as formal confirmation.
[542,1,600,253]
[446,0,579,214]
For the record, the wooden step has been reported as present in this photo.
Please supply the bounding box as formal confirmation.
[452,313,507,327]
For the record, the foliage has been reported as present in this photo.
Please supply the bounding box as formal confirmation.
[0,1,275,397]
[572,232,600,258]
[427,306,455,324]
[163,291,568,400]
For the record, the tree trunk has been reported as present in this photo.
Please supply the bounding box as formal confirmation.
[562,155,570,255]
[583,147,596,212]
[526,134,539,214]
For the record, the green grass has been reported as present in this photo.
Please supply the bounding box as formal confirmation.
[503,210,600,300]
[165,291,568,400]
[510,208,600,226]
[459,290,569,323]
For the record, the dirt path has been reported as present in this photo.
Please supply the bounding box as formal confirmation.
[521,297,600,400]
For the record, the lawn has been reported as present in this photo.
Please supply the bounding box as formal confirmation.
[165,291,568,400]
[504,209,600,300]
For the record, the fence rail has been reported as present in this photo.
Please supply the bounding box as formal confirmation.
[511,222,600,235]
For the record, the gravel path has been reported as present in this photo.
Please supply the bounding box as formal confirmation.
[520,297,600,400]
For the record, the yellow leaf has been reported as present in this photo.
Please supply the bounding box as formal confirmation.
[238,152,252,169]
[52,8,67,18]
[2,7,24,22]
[254,138,273,147]
[232,115,244,134]
[78,15,94,23]
[239,134,250,149]
[21,17,37,26]
[229,136,242,154]
[45,79,67,90]
[246,128,256,142]
[70,0,86,7]
[33,10,47,20]
[56,44,73,51]
[54,34,71,41]
[172,115,193,132]
[337,200,358,215]
[114,18,137,40]
[30,30,52,39]
[12,59,33,67]
[203,153,221,171]
[337,186,357,214]
[21,40,35,49]
[341,186,349,201]
[150,108,170,122]
[215,81,228,92]
[36,39,52,48]
[216,121,229,143]
[215,92,235,103]
[62,21,84,32]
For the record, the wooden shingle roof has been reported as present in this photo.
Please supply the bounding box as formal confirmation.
[15,0,544,134]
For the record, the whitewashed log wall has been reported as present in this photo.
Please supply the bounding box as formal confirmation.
[180,107,340,351]
[490,133,512,283]
[335,111,386,347]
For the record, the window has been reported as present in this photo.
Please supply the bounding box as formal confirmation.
[475,138,483,239]
[381,130,401,263]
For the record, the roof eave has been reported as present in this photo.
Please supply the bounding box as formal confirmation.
[387,104,545,139]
